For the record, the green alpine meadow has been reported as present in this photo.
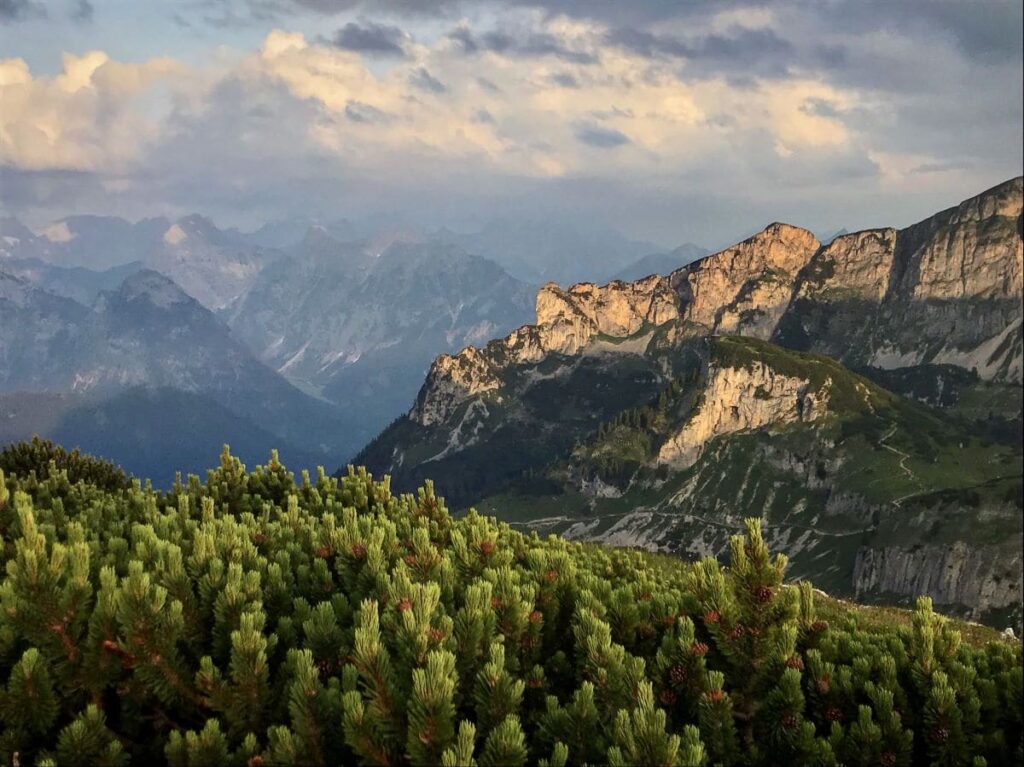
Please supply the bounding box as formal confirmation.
[0,441,1020,766]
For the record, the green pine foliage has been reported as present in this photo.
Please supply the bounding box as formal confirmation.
[0,443,1021,766]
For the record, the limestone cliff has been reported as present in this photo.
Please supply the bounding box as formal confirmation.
[673,222,820,337]
[777,177,1023,382]
[656,360,828,469]
[411,274,680,425]
[411,223,821,425]
[410,179,1022,429]
[854,542,1022,620]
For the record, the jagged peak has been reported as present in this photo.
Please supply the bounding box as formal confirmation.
[109,269,193,309]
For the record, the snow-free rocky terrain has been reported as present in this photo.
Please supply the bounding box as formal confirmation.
[358,178,1024,625]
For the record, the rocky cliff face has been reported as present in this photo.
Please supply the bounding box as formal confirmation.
[411,178,1022,428]
[675,222,819,337]
[656,360,828,469]
[854,542,1022,621]
[777,177,1023,383]
[365,179,1024,626]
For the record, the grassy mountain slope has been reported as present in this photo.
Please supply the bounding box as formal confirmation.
[361,333,1023,624]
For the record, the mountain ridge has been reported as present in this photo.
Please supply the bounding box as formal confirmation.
[356,177,1024,623]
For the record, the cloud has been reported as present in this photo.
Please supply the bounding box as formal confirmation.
[549,72,579,88]
[0,51,184,172]
[0,0,43,22]
[604,24,812,79]
[71,0,93,22]
[345,100,390,123]
[447,23,596,64]
[408,66,446,93]
[910,160,972,175]
[800,98,840,118]
[2,5,1020,247]
[574,122,629,148]
[331,20,409,57]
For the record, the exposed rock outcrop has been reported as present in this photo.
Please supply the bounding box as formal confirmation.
[777,177,1023,382]
[854,542,1023,619]
[656,360,828,468]
[411,179,1022,428]
[674,222,820,337]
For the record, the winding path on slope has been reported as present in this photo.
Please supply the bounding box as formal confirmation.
[878,424,920,507]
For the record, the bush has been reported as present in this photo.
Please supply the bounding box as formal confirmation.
[0,444,1020,766]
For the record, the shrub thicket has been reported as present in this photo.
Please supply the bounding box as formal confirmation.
[0,444,1020,766]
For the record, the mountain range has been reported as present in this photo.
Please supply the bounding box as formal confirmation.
[2,211,686,477]
[356,177,1024,625]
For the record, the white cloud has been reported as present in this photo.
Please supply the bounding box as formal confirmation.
[0,51,183,172]
[0,6,1018,244]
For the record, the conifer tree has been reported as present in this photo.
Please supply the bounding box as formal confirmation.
[0,443,1019,767]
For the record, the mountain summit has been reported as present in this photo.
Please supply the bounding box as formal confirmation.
[357,178,1024,624]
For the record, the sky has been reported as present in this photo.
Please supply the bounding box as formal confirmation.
[1,0,1022,248]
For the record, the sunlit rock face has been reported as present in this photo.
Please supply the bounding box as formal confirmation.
[656,360,828,469]
[673,222,820,338]
[776,177,1023,383]
[412,178,1023,426]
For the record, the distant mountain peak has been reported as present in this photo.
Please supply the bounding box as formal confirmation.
[43,221,76,243]
[162,223,188,246]
[111,269,193,309]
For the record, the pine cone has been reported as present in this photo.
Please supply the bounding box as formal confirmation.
[659,689,678,706]
[397,597,413,612]
[825,706,842,723]
[704,610,721,624]
[690,641,709,657]
[754,585,773,603]
[781,713,799,730]
[350,542,367,558]
[880,752,897,767]
[529,610,543,623]
[669,664,687,686]
[931,727,949,743]
[785,656,804,670]
[704,689,726,703]
[479,539,495,556]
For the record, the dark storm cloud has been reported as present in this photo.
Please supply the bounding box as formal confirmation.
[331,20,408,56]
[448,25,596,64]
[409,67,447,94]
[574,122,630,149]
